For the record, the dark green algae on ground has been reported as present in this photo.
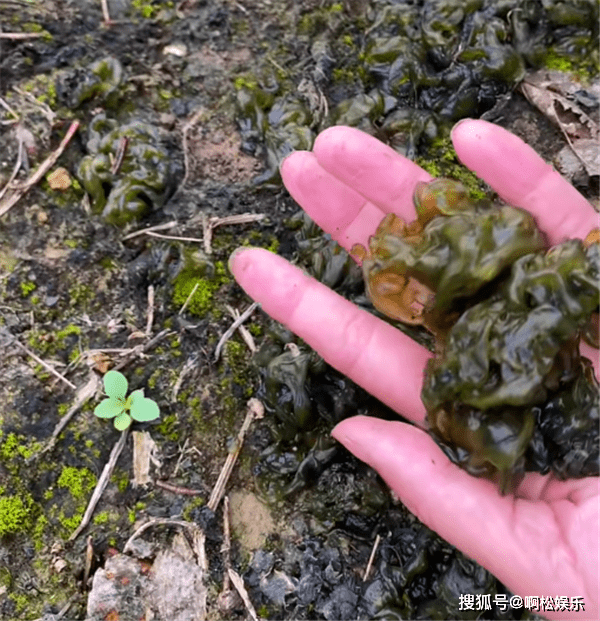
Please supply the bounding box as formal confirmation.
[235,0,598,182]
[0,0,598,619]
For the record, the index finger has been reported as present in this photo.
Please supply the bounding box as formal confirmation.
[280,127,431,252]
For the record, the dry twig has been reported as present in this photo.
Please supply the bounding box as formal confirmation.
[122,220,178,241]
[0,132,23,202]
[13,86,56,125]
[0,120,79,217]
[217,495,235,611]
[84,536,94,586]
[172,437,190,476]
[145,285,155,336]
[110,136,128,174]
[0,32,44,39]
[123,518,207,570]
[171,354,199,400]
[33,373,100,461]
[178,282,199,315]
[0,96,19,120]
[111,328,173,372]
[154,480,203,496]
[225,303,257,354]
[222,496,232,577]
[100,0,111,24]
[363,534,381,581]
[11,338,76,389]
[177,107,206,195]
[207,398,264,511]
[146,231,204,243]
[228,569,259,621]
[214,302,259,362]
[70,430,129,541]
[203,213,265,254]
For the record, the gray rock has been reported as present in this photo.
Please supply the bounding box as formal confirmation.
[86,546,206,621]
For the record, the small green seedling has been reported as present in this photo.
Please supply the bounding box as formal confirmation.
[94,370,160,430]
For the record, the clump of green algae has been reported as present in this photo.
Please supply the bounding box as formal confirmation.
[355,178,599,492]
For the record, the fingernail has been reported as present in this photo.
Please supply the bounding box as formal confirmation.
[279,150,296,175]
[331,421,358,453]
[228,246,249,274]
[450,117,473,136]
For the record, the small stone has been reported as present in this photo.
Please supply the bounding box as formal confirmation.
[163,43,187,57]
[47,167,71,190]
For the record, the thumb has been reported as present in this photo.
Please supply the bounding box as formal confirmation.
[331,416,579,610]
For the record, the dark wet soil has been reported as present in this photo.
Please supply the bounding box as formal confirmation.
[0,1,596,620]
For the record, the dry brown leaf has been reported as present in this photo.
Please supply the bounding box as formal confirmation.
[520,70,599,177]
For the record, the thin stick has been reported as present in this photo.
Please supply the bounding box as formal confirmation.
[123,518,206,570]
[172,437,190,476]
[202,213,212,254]
[145,285,154,336]
[32,374,100,460]
[203,213,266,254]
[12,339,76,389]
[55,596,76,620]
[0,135,23,201]
[0,120,79,217]
[214,302,258,362]
[179,282,199,315]
[111,328,173,372]
[207,399,264,511]
[100,0,111,24]
[177,107,206,195]
[110,136,128,174]
[171,354,198,400]
[0,32,44,39]
[225,304,256,354]
[69,430,129,541]
[0,96,19,120]
[122,220,178,241]
[228,569,259,621]
[209,213,266,229]
[84,535,94,586]
[221,495,232,593]
[154,480,203,496]
[146,231,204,243]
[363,534,381,581]
[13,86,55,124]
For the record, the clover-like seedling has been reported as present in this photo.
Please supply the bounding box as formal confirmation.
[94,370,160,430]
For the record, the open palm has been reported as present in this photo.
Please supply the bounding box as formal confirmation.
[229,120,599,620]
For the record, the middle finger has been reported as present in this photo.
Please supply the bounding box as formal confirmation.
[281,127,430,253]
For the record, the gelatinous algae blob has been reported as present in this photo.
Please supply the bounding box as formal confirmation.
[354,178,599,492]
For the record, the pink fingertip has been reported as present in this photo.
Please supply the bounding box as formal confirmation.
[451,119,598,243]
[313,125,431,217]
[228,246,252,275]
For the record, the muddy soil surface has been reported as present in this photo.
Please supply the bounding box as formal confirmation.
[0,1,596,620]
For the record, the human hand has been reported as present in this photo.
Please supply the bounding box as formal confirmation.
[228,120,599,620]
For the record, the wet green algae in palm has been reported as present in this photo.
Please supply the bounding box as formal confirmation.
[354,178,599,493]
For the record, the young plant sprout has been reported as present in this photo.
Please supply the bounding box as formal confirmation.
[94,370,160,430]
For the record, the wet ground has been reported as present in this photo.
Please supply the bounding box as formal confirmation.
[0,1,597,620]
